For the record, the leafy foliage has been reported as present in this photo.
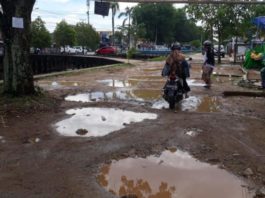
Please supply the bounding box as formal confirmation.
[53,20,76,47]
[133,3,174,44]
[186,4,265,43]
[31,16,51,49]
[110,2,119,45]
[75,22,100,50]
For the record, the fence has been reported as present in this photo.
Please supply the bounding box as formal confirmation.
[0,55,122,80]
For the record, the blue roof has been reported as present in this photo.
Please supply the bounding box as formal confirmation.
[252,16,265,30]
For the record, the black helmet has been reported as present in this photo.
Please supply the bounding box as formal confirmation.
[203,40,212,47]
[171,43,181,51]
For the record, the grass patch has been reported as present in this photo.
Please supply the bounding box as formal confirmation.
[147,56,167,62]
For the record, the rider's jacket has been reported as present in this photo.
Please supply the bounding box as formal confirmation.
[166,51,185,78]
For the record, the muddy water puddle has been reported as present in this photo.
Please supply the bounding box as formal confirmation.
[65,91,124,102]
[65,89,163,103]
[66,92,221,113]
[54,108,157,137]
[35,81,85,90]
[143,68,162,72]
[129,76,165,82]
[152,96,221,112]
[98,150,253,198]
[97,79,133,88]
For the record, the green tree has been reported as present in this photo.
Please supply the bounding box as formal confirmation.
[185,4,265,63]
[113,31,123,45]
[132,4,200,45]
[133,3,175,44]
[173,8,201,43]
[119,6,134,48]
[53,20,76,47]
[0,0,36,95]
[31,16,51,49]
[190,40,201,48]
[110,2,119,46]
[75,22,100,51]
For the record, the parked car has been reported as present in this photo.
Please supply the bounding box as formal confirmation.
[73,46,88,55]
[95,46,117,55]
[60,46,76,54]
[214,45,225,58]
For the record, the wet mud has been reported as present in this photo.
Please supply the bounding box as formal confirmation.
[1,56,265,198]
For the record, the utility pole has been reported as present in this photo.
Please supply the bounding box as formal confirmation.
[87,0,90,24]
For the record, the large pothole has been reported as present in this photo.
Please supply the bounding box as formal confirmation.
[98,149,253,198]
[54,108,157,137]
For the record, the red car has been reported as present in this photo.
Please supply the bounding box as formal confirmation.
[95,46,117,55]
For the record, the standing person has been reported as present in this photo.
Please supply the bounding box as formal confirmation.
[181,58,191,98]
[202,40,215,88]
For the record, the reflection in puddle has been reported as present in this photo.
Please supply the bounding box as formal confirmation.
[152,100,169,109]
[65,92,109,102]
[98,150,253,198]
[129,76,165,82]
[65,90,163,103]
[55,108,157,137]
[130,75,163,80]
[36,81,82,90]
[143,68,162,72]
[131,89,162,101]
[152,96,221,112]
[181,96,220,112]
[185,128,203,137]
[186,130,198,137]
[66,93,220,113]
[187,79,206,86]
[98,79,131,88]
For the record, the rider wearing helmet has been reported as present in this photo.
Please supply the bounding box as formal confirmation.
[165,43,190,97]
[166,43,185,79]
[202,40,215,88]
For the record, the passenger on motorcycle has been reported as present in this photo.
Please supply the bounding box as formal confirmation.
[202,40,215,88]
[165,43,190,97]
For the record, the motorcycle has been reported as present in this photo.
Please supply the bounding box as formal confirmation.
[163,77,184,109]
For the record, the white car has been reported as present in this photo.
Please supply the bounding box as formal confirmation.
[214,45,225,58]
[60,46,76,54]
[73,46,88,55]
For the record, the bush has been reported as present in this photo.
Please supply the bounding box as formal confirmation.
[127,47,137,59]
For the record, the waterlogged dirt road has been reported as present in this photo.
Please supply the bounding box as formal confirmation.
[0,55,265,198]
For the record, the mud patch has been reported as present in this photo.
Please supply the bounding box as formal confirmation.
[54,108,157,137]
[98,150,253,198]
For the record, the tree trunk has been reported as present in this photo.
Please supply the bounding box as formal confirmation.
[0,0,35,95]
[128,15,131,49]
[217,25,221,64]
[112,8,115,46]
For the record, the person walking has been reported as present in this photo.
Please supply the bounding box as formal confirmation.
[202,40,215,88]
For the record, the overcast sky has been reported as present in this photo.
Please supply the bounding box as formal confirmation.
[32,0,185,32]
